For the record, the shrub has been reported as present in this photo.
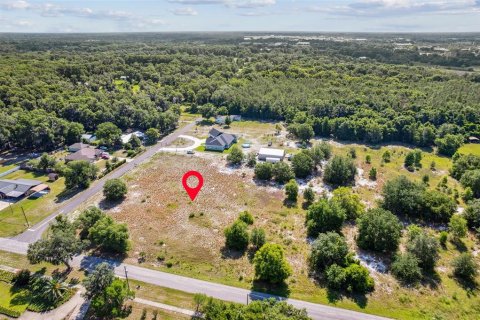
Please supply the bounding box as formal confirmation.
[332,187,365,220]
[254,163,273,180]
[382,175,424,217]
[422,190,456,222]
[0,269,15,283]
[382,150,391,163]
[439,231,448,247]
[253,243,292,283]
[407,232,439,271]
[272,162,294,184]
[285,179,299,203]
[303,187,315,205]
[460,169,480,198]
[251,228,266,249]
[391,253,422,285]
[323,156,356,187]
[224,220,249,251]
[309,232,349,272]
[325,264,346,290]
[227,145,244,165]
[356,208,402,253]
[0,306,21,317]
[449,215,467,240]
[13,269,31,287]
[89,216,130,254]
[103,179,127,201]
[452,253,478,280]
[369,167,377,180]
[238,211,254,225]
[344,264,374,293]
[291,151,314,178]
[306,199,346,237]
[464,199,480,229]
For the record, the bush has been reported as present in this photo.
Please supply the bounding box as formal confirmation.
[452,253,478,280]
[332,187,365,220]
[303,187,315,205]
[272,162,294,184]
[382,175,424,217]
[238,211,254,225]
[356,208,402,253]
[422,190,456,222]
[309,232,349,272]
[227,145,244,165]
[449,215,467,240]
[251,228,266,249]
[0,269,15,283]
[246,152,257,167]
[439,231,448,247]
[89,216,130,254]
[254,162,273,180]
[435,134,464,156]
[0,305,21,317]
[253,243,292,283]
[13,269,31,287]
[369,167,377,180]
[460,169,480,198]
[323,156,356,187]
[391,253,422,285]
[325,264,346,290]
[306,199,346,237]
[224,220,249,251]
[407,232,439,271]
[344,264,374,293]
[291,151,314,178]
[464,199,480,229]
[285,179,299,203]
[103,179,127,201]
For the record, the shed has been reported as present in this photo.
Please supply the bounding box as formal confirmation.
[468,136,480,144]
[258,148,285,161]
[27,184,50,196]
[48,173,59,182]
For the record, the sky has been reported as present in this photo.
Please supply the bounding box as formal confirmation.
[1,0,480,33]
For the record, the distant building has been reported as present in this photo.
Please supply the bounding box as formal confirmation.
[48,173,59,182]
[205,128,237,151]
[65,147,102,163]
[469,136,480,144]
[81,134,97,143]
[121,131,145,144]
[258,148,285,162]
[215,115,242,125]
[68,142,90,153]
[0,179,42,199]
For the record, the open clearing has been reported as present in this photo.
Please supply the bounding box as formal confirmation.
[83,140,480,319]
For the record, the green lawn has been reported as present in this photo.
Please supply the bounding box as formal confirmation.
[0,282,29,317]
[0,163,18,174]
[0,170,70,237]
[458,143,480,156]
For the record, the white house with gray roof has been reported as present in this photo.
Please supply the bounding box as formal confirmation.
[205,128,237,151]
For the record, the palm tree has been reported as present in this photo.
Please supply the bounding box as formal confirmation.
[41,277,68,302]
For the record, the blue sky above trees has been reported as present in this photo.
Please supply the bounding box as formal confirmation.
[1,0,480,32]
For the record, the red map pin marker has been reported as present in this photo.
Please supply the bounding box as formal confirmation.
[182,171,204,201]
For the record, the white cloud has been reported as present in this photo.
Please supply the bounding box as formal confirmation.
[167,0,276,8]
[171,7,199,15]
[2,0,30,10]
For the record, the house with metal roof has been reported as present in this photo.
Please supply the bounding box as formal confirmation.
[0,179,42,199]
[258,148,285,162]
[205,129,237,151]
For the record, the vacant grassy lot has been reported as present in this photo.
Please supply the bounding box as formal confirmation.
[0,170,70,237]
[87,150,480,320]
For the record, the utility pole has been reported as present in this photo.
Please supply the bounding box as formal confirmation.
[21,206,29,228]
[124,266,130,292]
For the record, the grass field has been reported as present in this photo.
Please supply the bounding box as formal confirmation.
[0,170,70,237]
[458,143,480,156]
[0,281,30,316]
[82,147,480,320]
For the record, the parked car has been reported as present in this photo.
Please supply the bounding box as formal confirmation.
[101,152,110,159]
[99,146,108,151]
[242,143,251,148]
[268,141,272,146]
[286,154,293,161]
[187,150,195,155]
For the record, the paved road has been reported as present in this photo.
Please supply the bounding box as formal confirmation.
[0,165,20,178]
[12,120,201,243]
[73,255,388,320]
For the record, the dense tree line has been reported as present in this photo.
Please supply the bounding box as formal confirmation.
[1,35,479,152]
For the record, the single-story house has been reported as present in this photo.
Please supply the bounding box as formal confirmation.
[65,147,102,163]
[68,142,90,153]
[0,179,42,199]
[27,184,50,197]
[215,115,242,125]
[48,173,59,182]
[468,136,479,144]
[205,128,237,151]
[121,131,145,144]
[81,134,97,143]
[258,148,285,162]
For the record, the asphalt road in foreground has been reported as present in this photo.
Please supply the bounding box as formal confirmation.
[12,119,201,244]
